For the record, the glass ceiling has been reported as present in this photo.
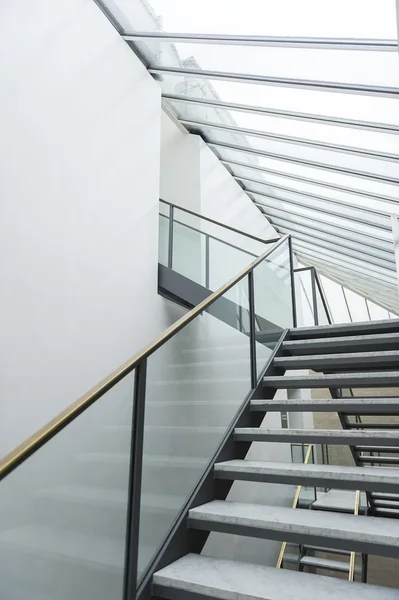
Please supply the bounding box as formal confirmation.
[96,0,399,313]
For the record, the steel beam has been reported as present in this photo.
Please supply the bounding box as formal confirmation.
[221,158,399,205]
[209,141,399,184]
[250,191,391,232]
[235,175,399,212]
[149,66,399,99]
[273,223,395,264]
[255,203,392,244]
[263,212,393,252]
[164,94,399,135]
[182,118,399,162]
[124,32,397,51]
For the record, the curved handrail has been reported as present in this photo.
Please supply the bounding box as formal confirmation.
[0,234,289,480]
[160,198,280,246]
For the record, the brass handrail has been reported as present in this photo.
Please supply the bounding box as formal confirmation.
[0,234,289,480]
[276,443,313,569]
[348,489,361,581]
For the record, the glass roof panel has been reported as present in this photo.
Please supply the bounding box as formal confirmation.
[97,0,399,310]
[106,0,397,37]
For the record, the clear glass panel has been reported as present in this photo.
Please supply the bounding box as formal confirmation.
[108,0,397,38]
[172,220,205,285]
[208,236,255,292]
[0,372,135,600]
[253,238,293,374]
[294,269,315,327]
[141,41,399,87]
[159,214,169,267]
[344,289,370,322]
[138,276,254,578]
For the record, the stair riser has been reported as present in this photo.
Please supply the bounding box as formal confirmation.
[283,340,399,356]
[234,432,399,446]
[188,518,399,558]
[263,375,399,389]
[288,320,399,340]
[275,356,399,371]
[251,402,399,414]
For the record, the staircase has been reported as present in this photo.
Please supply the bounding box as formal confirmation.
[152,318,399,600]
[1,203,399,599]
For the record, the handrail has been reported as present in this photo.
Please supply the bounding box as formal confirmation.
[0,234,290,480]
[160,198,280,246]
[276,443,313,569]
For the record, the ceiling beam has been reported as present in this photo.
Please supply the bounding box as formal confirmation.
[124,32,397,51]
[164,94,399,135]
[149,66,399,99]
[209,141,399,184]
[182,118,399,162]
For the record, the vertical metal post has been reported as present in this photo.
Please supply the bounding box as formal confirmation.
[248,270,257,389]
[205,234,210,289]
[311,267,319,326]
[288,236,298,328]
[168,205,174,269]
[123,359,147,600]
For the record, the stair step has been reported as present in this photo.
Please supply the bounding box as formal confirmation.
[263,372,399,389]
[300,555,350,573]
[213,459,399,493]
[153,554,398,600]
[188,501,399,557]
[283,333,399,355]
[251,398,399,414]
[303,545,351,556]
[371,492,399,500]
[373,499,399,508]
[356,446,399,453]
[375,508,399,517]
[358,456,399,464]
[234,427,399,446]
[288,319,399,340]
[346,422,399,429]
[274,350,399,371]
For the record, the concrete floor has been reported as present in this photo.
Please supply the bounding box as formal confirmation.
[310,385,399,589]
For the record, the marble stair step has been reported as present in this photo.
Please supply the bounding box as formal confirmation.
[153,553,398,600]
[213,459,399,493]
[234,427,399,446]
[188,500,399,558]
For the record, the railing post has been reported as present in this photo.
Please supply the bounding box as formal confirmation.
[168,205,174,269]
[205,234,210,288]
[248,270,257,389]
[311,267,319,326]
[288,236,298,328]
[124,358,147,600]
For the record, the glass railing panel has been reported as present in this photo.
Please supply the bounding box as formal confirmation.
[0,372,135,600]
[159,213,169,267]
[208,236,256,292]
[294,269,315,327]
[138,275,252,579]
[172,219,206,285]
[253,237,293,375]
[315,276,332,325]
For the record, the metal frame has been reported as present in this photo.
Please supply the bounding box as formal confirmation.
[273,223,395,265]
[221,158,399,206]
[235,175,399,213]
[160,199,278,246]
[123,32,397,51]
[209,141,399,184]
[182,118,399,162]
[164,94,399,135]
[255,204,392,246]
[288,237,298,328]
[252,192,392,233]
[263,212,393,251]
[148,66,399,99]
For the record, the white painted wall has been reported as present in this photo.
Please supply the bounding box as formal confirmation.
[0,0,184,457]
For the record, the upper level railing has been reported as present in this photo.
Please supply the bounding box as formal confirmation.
[0,210,294,600]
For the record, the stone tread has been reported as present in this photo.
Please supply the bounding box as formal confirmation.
[153,553,399,599]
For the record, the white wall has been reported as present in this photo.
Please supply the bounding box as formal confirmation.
[0,0,184,457]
